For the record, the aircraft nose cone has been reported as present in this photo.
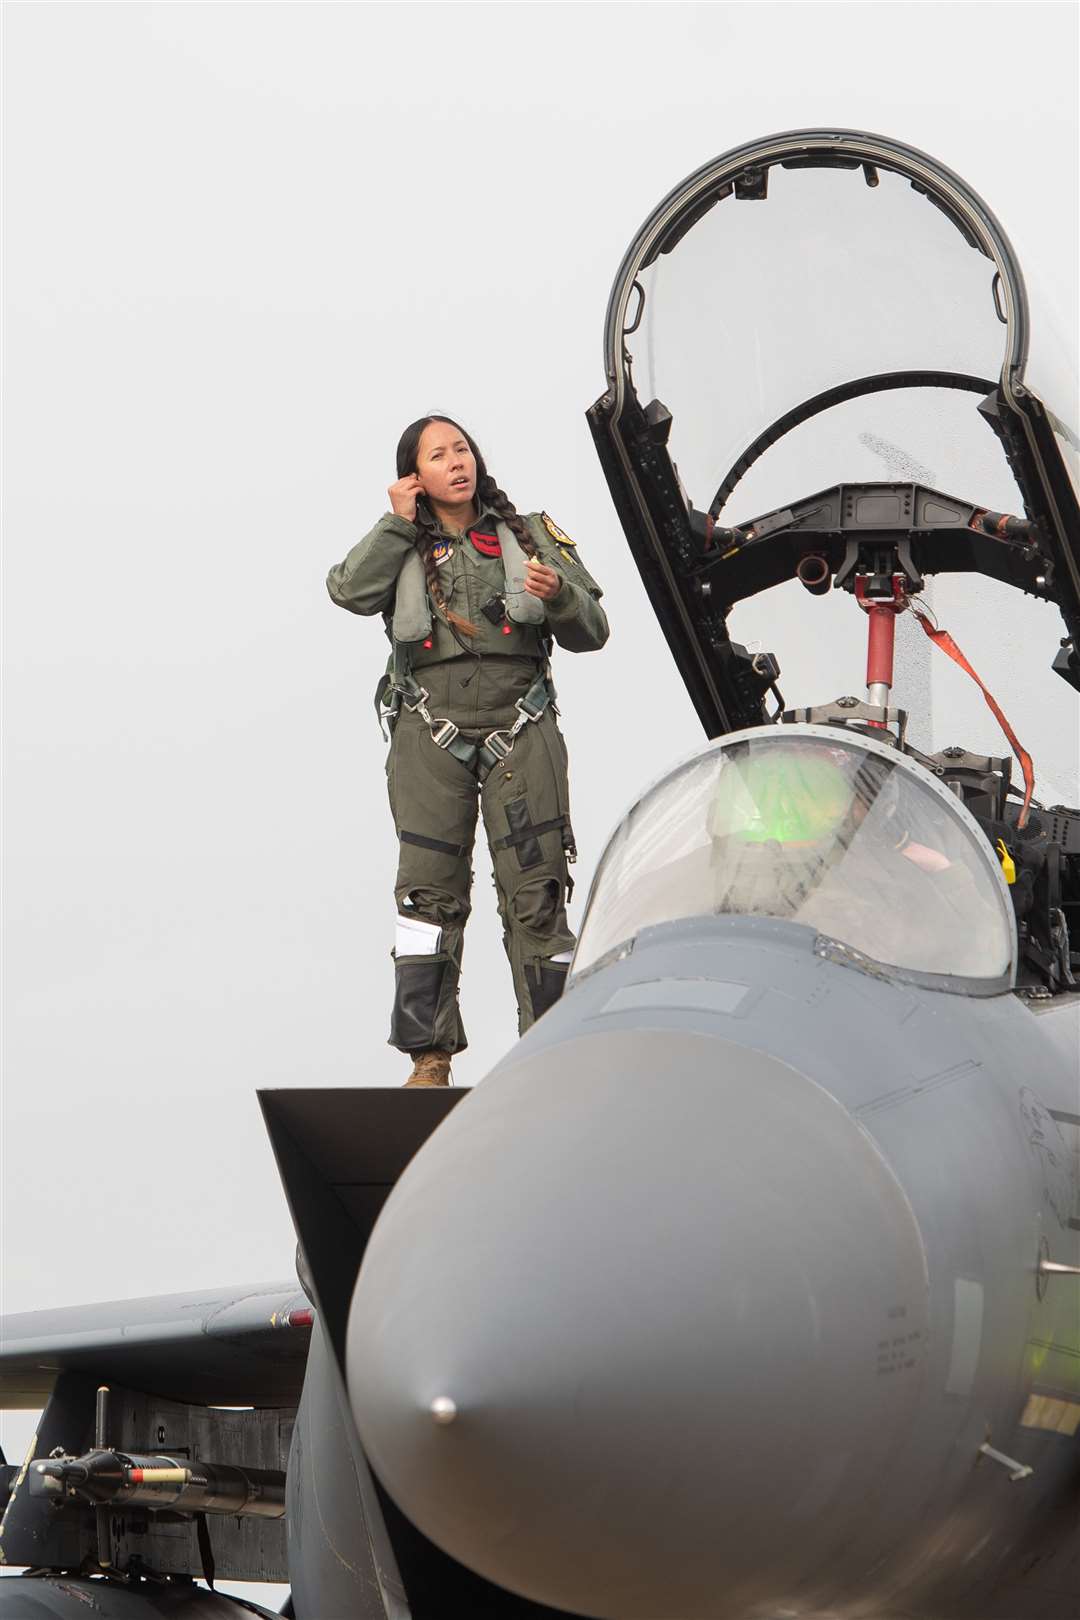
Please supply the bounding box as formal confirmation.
[346,1029,928,1619]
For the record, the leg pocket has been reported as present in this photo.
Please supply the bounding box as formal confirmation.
[390,953,461,1053]
[524,955,570,1022]
[502,795,545,870]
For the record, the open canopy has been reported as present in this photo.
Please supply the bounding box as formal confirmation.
[588,129,1079,737]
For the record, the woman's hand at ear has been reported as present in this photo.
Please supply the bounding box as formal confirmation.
[389,474,425,522]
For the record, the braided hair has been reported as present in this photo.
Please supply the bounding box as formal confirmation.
[395,415,538,637]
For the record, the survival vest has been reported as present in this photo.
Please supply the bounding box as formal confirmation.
[390,521,546,643]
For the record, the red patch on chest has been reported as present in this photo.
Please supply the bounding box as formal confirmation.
[469,529,502,558]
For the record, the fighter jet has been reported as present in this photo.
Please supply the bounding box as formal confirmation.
[2,130,1078,1620]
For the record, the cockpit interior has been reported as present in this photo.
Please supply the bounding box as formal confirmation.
[572,727,1015,995]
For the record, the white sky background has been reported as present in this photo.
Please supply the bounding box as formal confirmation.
[2,0,1077,1603]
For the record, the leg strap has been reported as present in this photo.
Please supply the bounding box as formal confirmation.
[492,815,568,852]
[474,673,553,781]
[400,829,470,859]
[411,671,554,783]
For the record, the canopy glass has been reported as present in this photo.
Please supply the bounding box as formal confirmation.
[572,730,1015,991]
[625,159,1024,523]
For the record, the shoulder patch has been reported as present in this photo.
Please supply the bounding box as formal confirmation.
[542,512,575,547]
[431,540,453,565]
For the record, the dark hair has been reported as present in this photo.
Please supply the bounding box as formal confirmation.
[396,415,537,637]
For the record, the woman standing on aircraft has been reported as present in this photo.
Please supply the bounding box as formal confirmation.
[327,416,608,1086]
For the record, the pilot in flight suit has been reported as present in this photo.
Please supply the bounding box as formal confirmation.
[327,501,608,1083]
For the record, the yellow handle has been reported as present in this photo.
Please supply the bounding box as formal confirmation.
[995,838,1016,885]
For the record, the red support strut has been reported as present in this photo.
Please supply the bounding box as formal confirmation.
[854,575,908,723]
[865,601,898,690]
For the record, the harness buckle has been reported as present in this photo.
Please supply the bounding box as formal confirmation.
[402,685,430,714]
[430,718,461,749]
[483,729,515,762]
[515,693,546,724]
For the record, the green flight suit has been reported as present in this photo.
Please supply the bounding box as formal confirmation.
[327,505,608,1053]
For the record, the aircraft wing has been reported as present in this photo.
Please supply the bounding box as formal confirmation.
[0,1281,312,1409]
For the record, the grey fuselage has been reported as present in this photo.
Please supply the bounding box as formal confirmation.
[347,913,1080,1620]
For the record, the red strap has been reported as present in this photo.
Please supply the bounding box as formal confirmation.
[909,601,1034,827]
[469,529,501,557]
